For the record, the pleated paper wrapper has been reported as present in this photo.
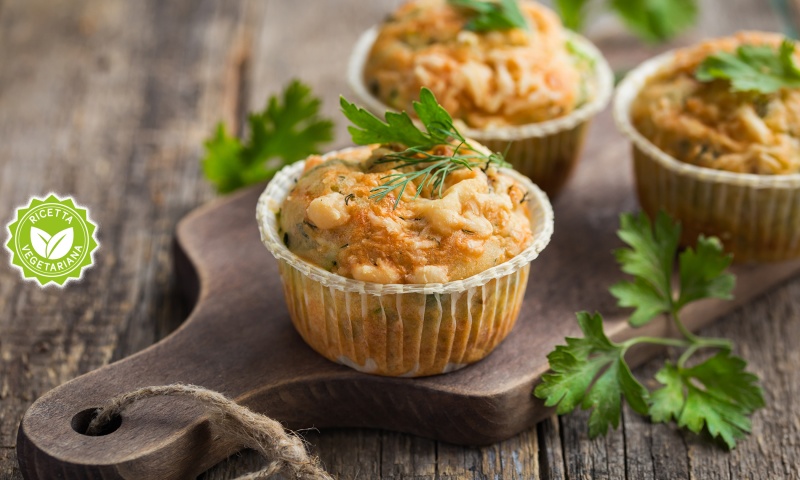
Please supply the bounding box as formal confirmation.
[257,148,554,377]
[615,49,800,263]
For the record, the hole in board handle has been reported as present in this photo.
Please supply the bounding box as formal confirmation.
[71,408,122,436]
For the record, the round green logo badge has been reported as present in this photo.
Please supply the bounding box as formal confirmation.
[5,194,99,287]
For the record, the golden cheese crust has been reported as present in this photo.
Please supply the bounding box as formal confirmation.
[279,146,533,284]
[362,0,589,129]
[631,32,800,175]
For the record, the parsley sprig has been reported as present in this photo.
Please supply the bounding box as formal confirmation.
[555,0,697,43]
[341,88,509,208]
[535,212,765,449]
[696,40,800,94]
[202,80,334,193]
[448,0,529,32]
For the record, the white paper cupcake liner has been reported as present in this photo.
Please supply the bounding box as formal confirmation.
[614,47,800,263]
[256,147,554,376]
[348,28,614,198]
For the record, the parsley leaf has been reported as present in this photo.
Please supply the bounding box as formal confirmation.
[610,212,735,327]
[341,87,509,208]
[202,80,334,193]
[615,211,680,295]
[340,87,451,147]
[202,125,249,194]
[609,278,670,327]
[448,0,529,32]
[676,236,735,309]
[696,40,800,94]
[554,0,590,31]
[412,88,460,142]
[535,312,649,438]
[610,0,698,43]
[650,351,765,449]
[537,210,763,449]
[555,0,696,43]
[610,211,679,326]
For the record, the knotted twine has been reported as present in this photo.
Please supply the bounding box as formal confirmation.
[86,384,333,480]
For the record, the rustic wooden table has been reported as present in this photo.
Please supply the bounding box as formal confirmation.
[1,1,799,478]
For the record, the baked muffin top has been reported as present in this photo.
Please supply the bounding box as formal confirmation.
[278,145,533,284]
[631,32,800,175]
[362,0,591,129]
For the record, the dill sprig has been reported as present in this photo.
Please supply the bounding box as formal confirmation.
[340,88,510,209]
[369,144,509,208]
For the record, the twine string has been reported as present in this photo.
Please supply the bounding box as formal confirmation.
[85,384,333,480]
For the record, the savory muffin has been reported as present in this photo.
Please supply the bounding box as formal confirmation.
[615,32,800,263]
[630,32,800,175]
[257,145,554,377]
[348,0,613,197]
[363,0,589,128]
[279,144,533,284]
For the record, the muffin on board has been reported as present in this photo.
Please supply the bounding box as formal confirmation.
[615,32,800,262]
[348,0,613,198]
[257,89,554,377]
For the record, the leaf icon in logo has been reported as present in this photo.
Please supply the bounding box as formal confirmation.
[30,226,74,260]
[46,228,74,260]
[30,227,51,258]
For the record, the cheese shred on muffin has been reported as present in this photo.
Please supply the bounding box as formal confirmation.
[279,146,533,284]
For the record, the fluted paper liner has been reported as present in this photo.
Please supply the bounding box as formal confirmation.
[348,28,614,198]
[257,148,554,377]
[614,50,800,263]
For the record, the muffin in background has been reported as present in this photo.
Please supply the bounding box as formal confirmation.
[257,145,554,377]
[615,31,800,262]
[349,0,613,198]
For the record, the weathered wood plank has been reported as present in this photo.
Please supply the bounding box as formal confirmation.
[0,0,248,478]
[378,432,437,479]
[537,417,566,480]
[312,430,383,479]
[559,411,626,480]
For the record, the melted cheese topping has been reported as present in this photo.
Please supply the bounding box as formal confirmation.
[631,32,800,175]
[363,0,590,129]
[279,146,533,284]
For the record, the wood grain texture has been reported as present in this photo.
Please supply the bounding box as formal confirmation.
[2,0,799,479]
[0,0,243,477]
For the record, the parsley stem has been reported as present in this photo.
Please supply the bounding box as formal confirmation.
[677,337,734,368]
[677,344,700,369]
[671,308,701,343]
[620,336,691,350]
[671,309,732,349]
[669,308,734,367]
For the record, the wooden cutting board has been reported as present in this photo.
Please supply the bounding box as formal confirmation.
[16,114,800,479]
